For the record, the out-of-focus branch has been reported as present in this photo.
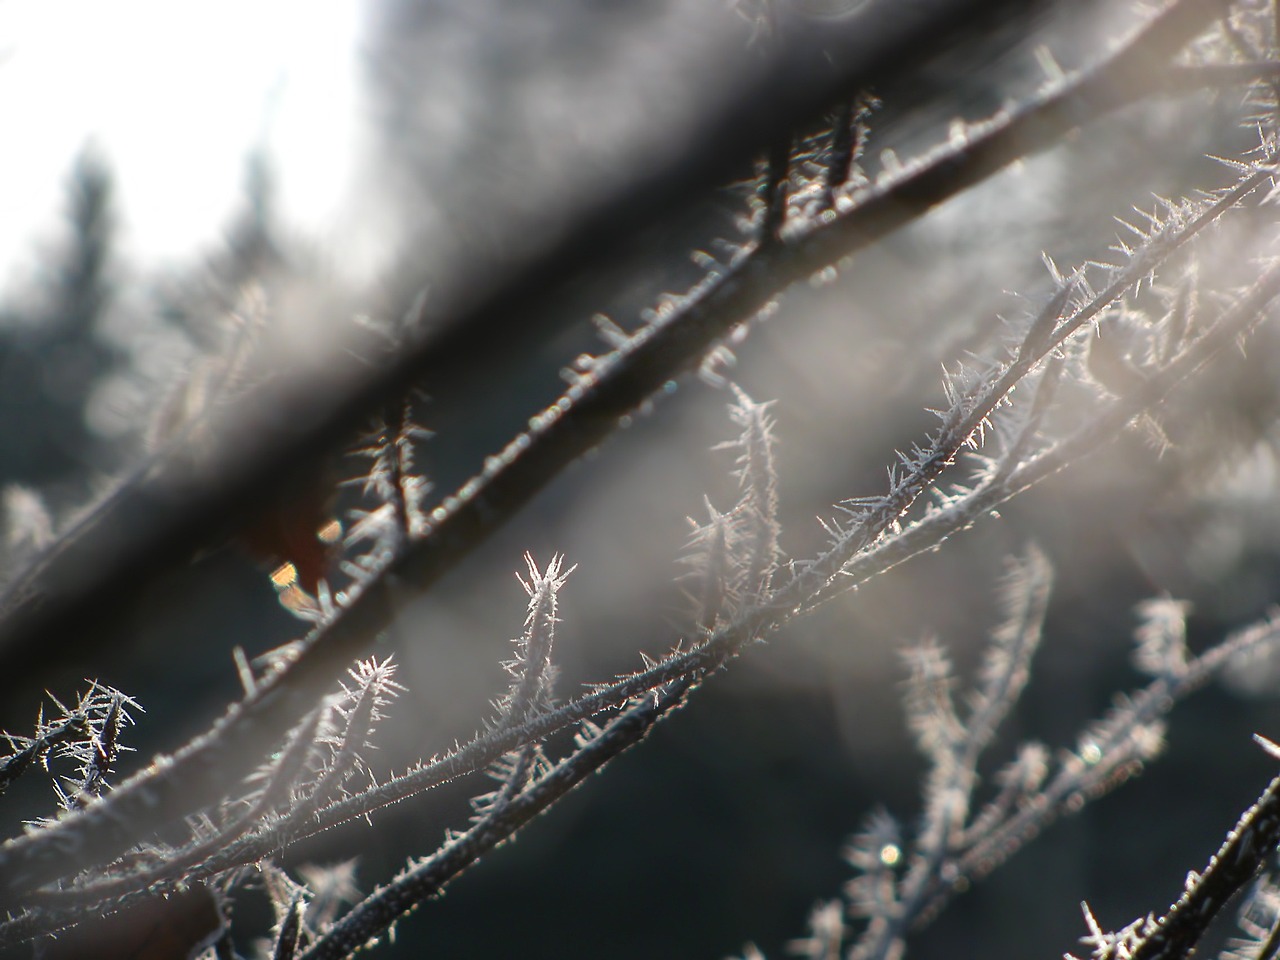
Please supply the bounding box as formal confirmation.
[0,0,1078,689]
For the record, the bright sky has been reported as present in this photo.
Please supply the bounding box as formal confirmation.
[0,0,364,290]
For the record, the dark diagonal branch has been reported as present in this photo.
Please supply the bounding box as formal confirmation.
[0,0,1075,689]
[1089,766,1280,960]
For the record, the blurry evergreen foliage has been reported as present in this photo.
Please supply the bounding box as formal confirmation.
[0,149,122,483]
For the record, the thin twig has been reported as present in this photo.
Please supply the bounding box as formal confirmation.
[296,677,694,960]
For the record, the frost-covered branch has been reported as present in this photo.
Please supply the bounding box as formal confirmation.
[1070,757,1280,960]
[295,676,693,960]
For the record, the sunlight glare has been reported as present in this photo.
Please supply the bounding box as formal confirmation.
[0,0,364,284]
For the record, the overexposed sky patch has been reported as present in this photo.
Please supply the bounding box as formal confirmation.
[0,0,364,288]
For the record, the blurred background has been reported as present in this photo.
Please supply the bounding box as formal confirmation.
[4,1,1280,958]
